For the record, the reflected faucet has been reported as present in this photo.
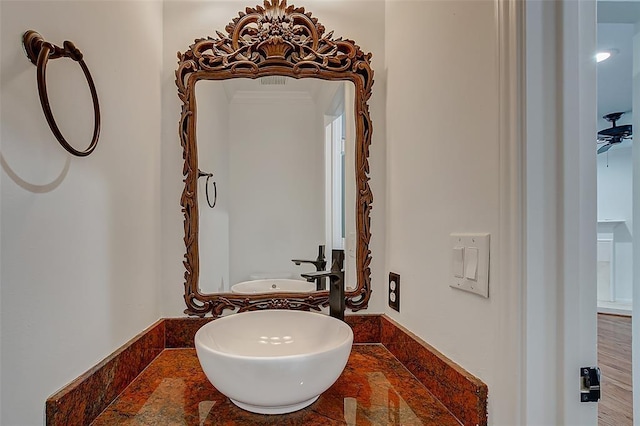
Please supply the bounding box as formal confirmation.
[292,245,327,290]
[301,249,345,321]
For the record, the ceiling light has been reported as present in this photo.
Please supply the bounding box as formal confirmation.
[596,49,618,63]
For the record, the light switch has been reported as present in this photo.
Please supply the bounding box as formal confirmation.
[465,247,478,280]
[449,233,490,298]
[452,246,465,278]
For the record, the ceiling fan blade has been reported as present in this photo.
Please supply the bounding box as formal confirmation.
[598,124,632,138]
[597,143,613,154]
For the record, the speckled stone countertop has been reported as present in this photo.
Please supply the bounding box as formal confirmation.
[47,315,486,426]
[91,345,461,425]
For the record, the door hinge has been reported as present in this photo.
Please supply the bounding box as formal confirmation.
[580,367,601,402]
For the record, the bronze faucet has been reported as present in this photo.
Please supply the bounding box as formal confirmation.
[292,245,327,290]
[301,249,345,321]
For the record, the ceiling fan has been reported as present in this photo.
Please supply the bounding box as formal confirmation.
[597,111,632,154]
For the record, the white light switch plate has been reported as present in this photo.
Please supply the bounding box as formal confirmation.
[449,233,490,298]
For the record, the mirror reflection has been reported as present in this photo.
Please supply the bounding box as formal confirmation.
[196,77,357,294]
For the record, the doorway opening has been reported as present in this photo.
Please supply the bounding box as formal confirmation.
[595,3,636,424]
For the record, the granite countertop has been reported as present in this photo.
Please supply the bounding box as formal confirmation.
[47,316,485,425]
[91,345,461,425]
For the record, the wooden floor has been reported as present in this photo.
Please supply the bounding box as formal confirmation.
[598,313,632,426]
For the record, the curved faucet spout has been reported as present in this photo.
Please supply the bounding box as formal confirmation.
[292,259,326,269]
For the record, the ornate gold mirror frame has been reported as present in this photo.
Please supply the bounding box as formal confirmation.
[176,0,373,317]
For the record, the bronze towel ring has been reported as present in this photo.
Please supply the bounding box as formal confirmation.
[22,30,100,157]
[198,170,217,209]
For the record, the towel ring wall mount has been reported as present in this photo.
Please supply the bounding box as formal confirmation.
[22,30,100,157]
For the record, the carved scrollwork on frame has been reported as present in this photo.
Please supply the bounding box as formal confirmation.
[177,0,374,317]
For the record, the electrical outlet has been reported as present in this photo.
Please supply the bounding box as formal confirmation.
[389,272,400,312]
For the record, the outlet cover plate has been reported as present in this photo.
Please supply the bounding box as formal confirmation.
[389,272,400,312]
[449,233,490,298]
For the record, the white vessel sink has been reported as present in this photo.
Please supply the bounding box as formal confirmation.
[194,310,353,414]
[230,279,316,294]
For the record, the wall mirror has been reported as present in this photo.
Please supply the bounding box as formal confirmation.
[176,0,373,317]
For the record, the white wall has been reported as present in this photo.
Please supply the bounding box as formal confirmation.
[597,144,633,302]
[160,1,387,315]
[385,1,518,424]
[228,94,324,283]
[0,1,162,424]
[197,83,230,293]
